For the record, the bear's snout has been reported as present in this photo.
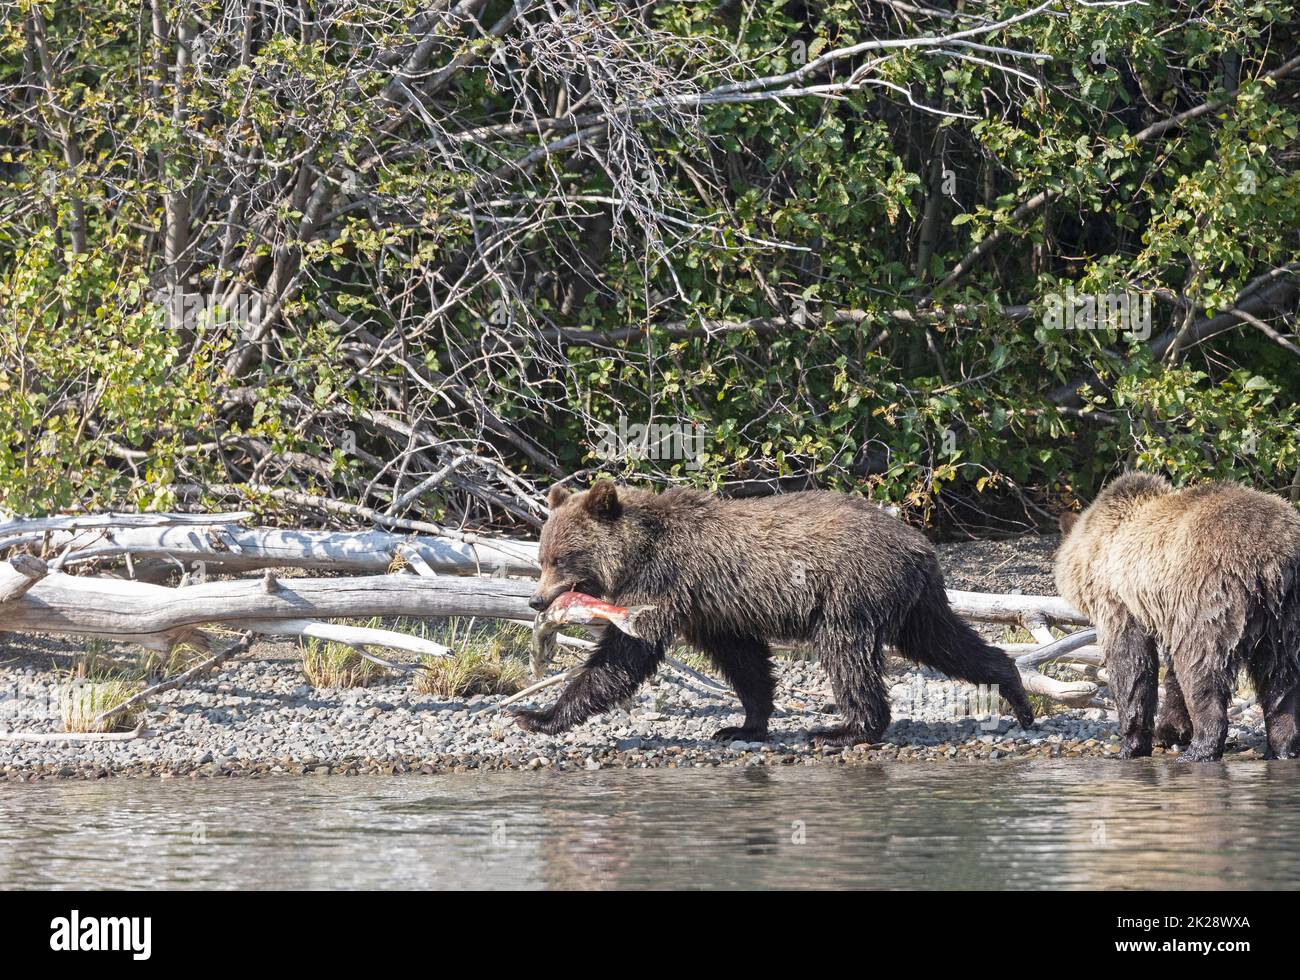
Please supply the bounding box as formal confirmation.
[528,592,551,611]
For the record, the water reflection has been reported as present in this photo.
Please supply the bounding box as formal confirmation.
[1,761,1297,889]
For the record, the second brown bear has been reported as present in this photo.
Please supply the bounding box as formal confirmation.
[1056,473,1300,762]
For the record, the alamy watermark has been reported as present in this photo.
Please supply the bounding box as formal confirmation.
[892,675,1007,731]
[1042,286,1152,341]
[49,910,151,960]
[590,416,708,471]
[156,288,262,332]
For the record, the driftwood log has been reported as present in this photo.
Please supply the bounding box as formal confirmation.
[0,566,534,646]
[0,554,48,602]
[18,516,539,576]
[0,512,1103,713]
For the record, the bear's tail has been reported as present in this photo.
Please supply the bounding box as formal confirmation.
[895,581,1036,729]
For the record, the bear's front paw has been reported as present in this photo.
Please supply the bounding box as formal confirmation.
[713,725,768,743]
[513,708,562,734]
[1118,740,1153,759]
[1010,701,1036,730]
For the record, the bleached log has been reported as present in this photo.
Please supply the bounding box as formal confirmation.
[0,511,253,534]
[999,642,1103,665]
[1019,672,1099,707]
[1023,615,1056,646]
[1063,662,1110,685]
[1013,628,1102,707]
[0,555,49,602]
[0,570,536,642]
[1016,629,1099,670]
[0,511,254,553]
[2,566,1096,708]
[397,544,441,578]
[947,590,1088,626]
[28,516,1089,629]
[46,525,540,576]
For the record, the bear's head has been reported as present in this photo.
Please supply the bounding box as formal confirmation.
[529,480,638,611]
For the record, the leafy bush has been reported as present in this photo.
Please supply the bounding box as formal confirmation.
[2,2,1297,531]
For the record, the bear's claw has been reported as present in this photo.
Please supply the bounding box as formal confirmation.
[713,725,768,743]
[809,724,873,748]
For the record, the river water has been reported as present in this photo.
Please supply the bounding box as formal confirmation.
[2,761,1298,889]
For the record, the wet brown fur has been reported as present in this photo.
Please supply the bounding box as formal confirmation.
[1056,473,1300,761]
[515,481,1035,745]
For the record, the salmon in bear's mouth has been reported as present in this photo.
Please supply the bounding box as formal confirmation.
[542,592,652,633]
[529,591,655,678]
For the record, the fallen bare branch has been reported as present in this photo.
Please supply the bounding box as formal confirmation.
[498,668,579,708]
[237,618,452,659]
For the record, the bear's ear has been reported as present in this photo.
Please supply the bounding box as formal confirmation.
[1058,512,1078,535]
[547,484,571,510]
[584,480,621,519]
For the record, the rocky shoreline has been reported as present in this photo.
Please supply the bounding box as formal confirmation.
[0,536,1271,780]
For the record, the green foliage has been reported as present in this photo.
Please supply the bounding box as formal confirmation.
[2,1,1298,529]
[0,229,222,513]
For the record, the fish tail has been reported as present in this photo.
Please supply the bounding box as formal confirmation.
[622,604,656,639]
[530,614,557,680]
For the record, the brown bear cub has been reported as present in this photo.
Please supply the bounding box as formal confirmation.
[1056,473,1300,762]
[516,481,1035,745]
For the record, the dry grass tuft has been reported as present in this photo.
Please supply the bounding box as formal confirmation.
[415,649,528,698]
[59,645,145,733]
[301,638,385,688]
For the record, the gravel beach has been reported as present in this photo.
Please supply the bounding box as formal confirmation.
[0,535,1270,780]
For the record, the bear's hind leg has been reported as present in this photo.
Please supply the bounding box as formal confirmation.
[1261,683,1300,760]
[699,634,775,742]
[1153,655,1193,748]
[1251,658,1300,760]
[1105,617,1158,758]
[1176,663,1231,763]
[809,629,889,748]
